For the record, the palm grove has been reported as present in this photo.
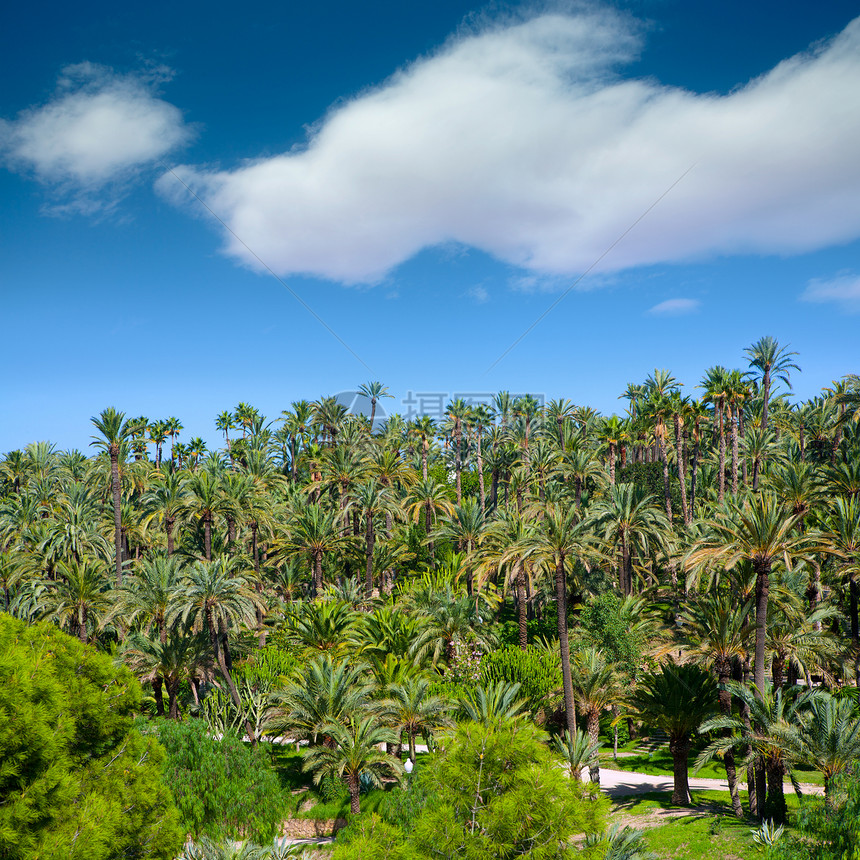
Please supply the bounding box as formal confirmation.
[3,336,860,855]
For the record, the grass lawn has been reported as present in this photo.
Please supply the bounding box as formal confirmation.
[611,790,802,859]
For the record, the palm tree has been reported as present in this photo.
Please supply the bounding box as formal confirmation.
[681,591,751,817]
[122,627,210,718]
[818,496,860,685]
[353,480,397,597]
[587,484,669,596]
[265,655,375,743]
[90,407,132,586]
[170,558,264,744]
[287,599,359,655]
[520,502,592,737]
[302,716,402,815]
[625,662,717,805]
[185,470,229,562]
[357,381,393,432]
[276,503,345,595]
[686,493,815,696]
[457,680,529,726]
[434,499,486,593]
[142,469,189,556]
[382,677,454,762]
[108,553,184,642]
[698,682,808,823]
[37,557,112,643]
[573,647,623,785]
[551,729,599,782]
[745,336,800,433]
[445,398,470,505]
[405,477,454,559]
[789,692,860,797]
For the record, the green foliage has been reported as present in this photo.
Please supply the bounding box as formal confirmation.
[0,614,183,860]
[617,462,684,516]
[411,720,607,859]
[481,645,560,716]
[579,592,643,676]
[764,768,860,860]
[152,718,287,843]
[332,813,409,860]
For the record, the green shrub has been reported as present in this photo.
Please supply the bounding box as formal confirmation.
[152,718,287,843]
[481,645,560,716]
[0,615,182,860]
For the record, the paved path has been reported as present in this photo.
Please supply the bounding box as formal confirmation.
[594,767,824,798]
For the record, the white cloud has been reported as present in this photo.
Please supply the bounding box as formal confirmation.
[801,273,860,313]
[467,285,489,303]
[648,297,700,316]
[161,10,860,284]
[1,63,192,206]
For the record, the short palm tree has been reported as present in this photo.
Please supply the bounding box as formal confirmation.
[170,558,264,743]
[302,715,402,815]
[382,677,454,762]
[457,680,529,727]
[624,662,717,805]
[265,655,374,744]
[551,729,599,782]
[573,647,623,785]
[37,557,112,643]
[788,692,860,797]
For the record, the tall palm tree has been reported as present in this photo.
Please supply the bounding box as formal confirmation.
[37,557,112,643]
[275,502,345,595]
[681,591,751,817]
[142,469,190,556]
[587,483,669,596]
[357,381,393,432]
[90,407,132,586]
[698,681,807,823]
[108,553,184,642]
[687,494,817,697]
[745,336,800,433]
[445,398,470,506]
[185,470,228,562]
[520,502,592,737]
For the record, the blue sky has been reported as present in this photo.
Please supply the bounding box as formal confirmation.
[2,1,859,452]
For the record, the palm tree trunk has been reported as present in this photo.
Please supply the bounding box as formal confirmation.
[517,566,528,650]
[348,773,361,815]
[555,555,577,736]
[674,414,689,525]
[659,427,672,521]
[753,560,770,697]
[365,516,375,597]
[153,676,165,716]
[455,427,462,506]
[208,615,256,747]
[314,551,323,596]
[730,406,739,496]
[167,677,180,720]
[718,665,744,818]
[587,711,600,785]
[204,514,212,562]
[477,433,486,511]
[765,759,786,825]
[718,404,726,502]
[166,516,175,556]
[609,442,616,486]
[690,433,700,518]
[669,735,692,805]
[110,445,123,587]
